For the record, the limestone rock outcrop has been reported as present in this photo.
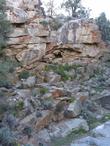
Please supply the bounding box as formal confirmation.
[6,0,49,66]
[5,0,105,68]
[57,19,101,44]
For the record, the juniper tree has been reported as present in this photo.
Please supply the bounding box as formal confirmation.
[96,12,110,43]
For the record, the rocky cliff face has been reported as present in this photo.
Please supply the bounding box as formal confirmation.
[58,19,101,44]
[6,0,49,67]
[45,19,105,64]
[5,0,105,68]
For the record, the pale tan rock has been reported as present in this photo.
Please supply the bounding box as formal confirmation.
[6,0,44,23]
[35,110,53,131]
[20,112,36,125]
[16,43,46,65]
[58,19,102,44]
[82,45,100,57]
[9,28,28,38]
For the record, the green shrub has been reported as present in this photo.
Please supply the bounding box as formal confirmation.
[49,18,62,30]
[15,101,24,111]
[0,0,11,54]
[22,126,32,138]
[52,128,86,146]
[0,57,19,88]
[96,12,110,43]
[39,20,49,27]
[39,87,49,95]
[19,70,30,79]
[0,127,17,146]
[42,97,53,110]
[45,64,73,81]
[0,102,10,115]
[0,74,11,88]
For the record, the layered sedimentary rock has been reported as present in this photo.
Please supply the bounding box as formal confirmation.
[57,19,101,44]
[6,0,49,66]
[43,19,105,64]
[5,0,105,67]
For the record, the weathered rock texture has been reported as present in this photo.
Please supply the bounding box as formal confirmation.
[58,19,101,44]
[6,0,49,67]
[6,1,105,68]
[44,19,105,64]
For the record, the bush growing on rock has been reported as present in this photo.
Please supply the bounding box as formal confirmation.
[96,12,110,43]
[39,87,49,95]
[45,64,73,81]
[0,127,17,146]
[22,126,33,138]
[18,70,30,79]
[0,57,19,88]
[0,0,11,54]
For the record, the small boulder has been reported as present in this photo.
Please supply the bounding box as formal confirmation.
[23,76,36,88]
[65,100,82,118]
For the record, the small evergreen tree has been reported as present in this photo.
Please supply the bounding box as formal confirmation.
[96,12,110,43]
[61,0,90,18]
[0,0,11,53]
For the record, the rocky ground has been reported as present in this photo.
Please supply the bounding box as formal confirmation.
[0,1,110,146]
[1,51,110,146]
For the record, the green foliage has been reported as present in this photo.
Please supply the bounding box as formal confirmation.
[0,0,11,54]
[49,18,63,30]
[45,64,73,81]
[0,57,19,88]
[22,126,32,138]
[0,57,18,73]
[0,127,17,146]
[0,102,10,115]
[42,97,54,110]
[19,70,30,79]
[61,0,90,18]
[96,12,110,42]
[68,96,76,103]
[39,20,49,27]
[15,101,24,111]
[52,128,86,146]
[39,87,49,95]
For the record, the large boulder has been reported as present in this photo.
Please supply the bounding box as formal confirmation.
[57,19,101,44]
[16,43,46,65]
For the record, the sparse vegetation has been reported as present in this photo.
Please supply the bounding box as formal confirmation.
[49,18,63,30]
[96,12,110,43]
[19,70,30,79]
[52,129,87,146]
[45,64,73,81]
[0,102,10,116]
[15,101,24,111]
[68,96,76,103]
[39,20,49,27]
[0,0,11,54]
[22,126,33,138]
[0,127,17,146]
[61,0,90,18]
[39,87,49,95]
[0,57,19,88]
